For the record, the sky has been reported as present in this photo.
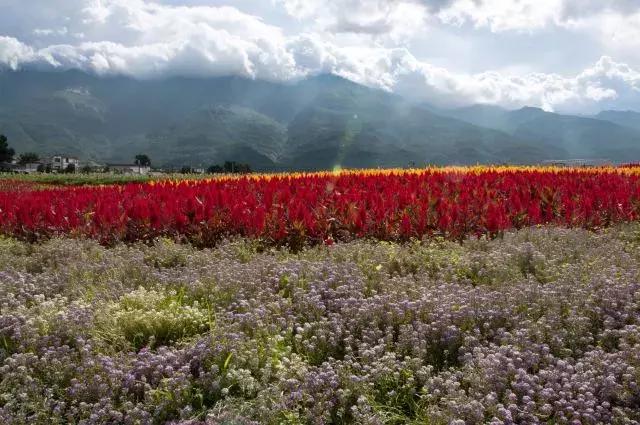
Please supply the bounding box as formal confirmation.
[1,0,640,113]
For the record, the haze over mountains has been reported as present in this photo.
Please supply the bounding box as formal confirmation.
[1,70,640,170]
[439,105,640,163]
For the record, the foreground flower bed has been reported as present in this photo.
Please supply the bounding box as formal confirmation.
[1,225,640,423]
[3,167,640,247]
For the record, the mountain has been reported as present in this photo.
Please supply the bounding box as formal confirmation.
[146,105,287,169]
[283,75,550,168]
[442,104,640,161]
[0,70,631,170]
[594,110,640,132]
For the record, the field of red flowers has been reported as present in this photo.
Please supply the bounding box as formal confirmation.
[4,169,640,423]
[2,167,640,247]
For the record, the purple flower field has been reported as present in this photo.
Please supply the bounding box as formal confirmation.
[1,225,640,424]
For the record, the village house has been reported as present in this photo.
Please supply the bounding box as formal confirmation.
[106,163,151,175]
[77,160,105,173]
[14,162,42,174]
[0,162,16,172]
[541,159,611,167]
[46,155,80,172]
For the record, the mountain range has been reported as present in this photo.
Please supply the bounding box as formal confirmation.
[1,70,639,170]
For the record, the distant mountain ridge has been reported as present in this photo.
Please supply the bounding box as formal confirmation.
[594,110,640,132]
[441,104,640,161]
[1,70,640,170]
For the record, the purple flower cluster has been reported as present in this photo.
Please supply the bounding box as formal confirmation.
[0,226,640,424]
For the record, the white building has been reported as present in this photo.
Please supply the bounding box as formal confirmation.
[107,164,151,175]
[15,162,42,174]
[541,159,611,167]
[48,155,80,172]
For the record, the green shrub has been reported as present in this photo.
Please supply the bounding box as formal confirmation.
[95,287,212,349]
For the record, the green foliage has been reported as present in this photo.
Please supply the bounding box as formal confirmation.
[0,134,14,163]
[17,152,39,164]
[148,104,286,170]
[0,172,213,186]
[207,164,224,173]
[143,238,189,269]
[206,161,252,174]
[135,154,151,166]
[95,287,211,350]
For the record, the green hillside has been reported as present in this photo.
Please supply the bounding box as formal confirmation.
[3,70,637,169]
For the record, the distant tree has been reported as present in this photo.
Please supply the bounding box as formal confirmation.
[222,161,252,174]
[180,166,192,174]
[81,165,93,174]
[0,134,15,163]
[207,164,224,173]
[37,164,45,173]
[206,161,252,174]
[64,163,76,174]
[17,152,40,165]
[134,154,151,167]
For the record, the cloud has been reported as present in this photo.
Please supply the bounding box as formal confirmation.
[0,1,300,79]
[275,0,427,39]
[296,46,635,112]
[565,10,640,58]
[560,0,640,19]
[0,0,640,113]
[276,0,640,34]
[435,0,640,33]
[269,34,640,112]
[436,0,563,32]
[386,54,639,112]
[0,37,35,70]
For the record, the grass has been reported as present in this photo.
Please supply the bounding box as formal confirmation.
[0,172,231,186]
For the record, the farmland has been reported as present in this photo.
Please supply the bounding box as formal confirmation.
[2,226,640,423]
[4,166,640,247]
[1,167,640,424]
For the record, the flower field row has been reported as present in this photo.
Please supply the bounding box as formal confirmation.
[3,167,640,246]
[2,226,640,423]
[0,179,43,192]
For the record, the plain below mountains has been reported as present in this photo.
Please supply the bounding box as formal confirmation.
[1,70,640,170]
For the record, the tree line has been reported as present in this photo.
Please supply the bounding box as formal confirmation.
[1,135,46,167]
[1,134,253,174]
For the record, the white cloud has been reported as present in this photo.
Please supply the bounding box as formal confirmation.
[313,49,634,112]
[280,38,640,112]
[560,0,640,19]
[276,0,640,35]
[1,0,640,112]
[33,27,69,37]
[431,0,640,43]
[579,56,640,85]
[437,0,563,32]
[565,10,640,59]
[0,1,300,79]
[276,0,427,39]
[0,37,35,70]
[390,54,638,112]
